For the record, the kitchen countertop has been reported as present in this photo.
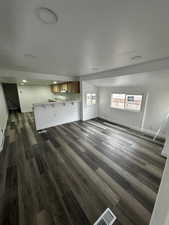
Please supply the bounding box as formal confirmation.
[33,99,81,107]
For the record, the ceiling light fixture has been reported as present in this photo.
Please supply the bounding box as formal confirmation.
[131,55,142,61]
[36,7,58,24]
[22,80,27,83]
[53,81,57,84]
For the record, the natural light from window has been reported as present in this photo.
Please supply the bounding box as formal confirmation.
[86,93,96,105]
[111,93,142,111]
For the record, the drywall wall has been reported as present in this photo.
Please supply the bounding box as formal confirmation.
[0,84,8,151]
[81,81,98,121]
[149,157,169,225]
[98,87,169,138]
[17,85,54,113]
[98,87,146,130]
[142,89,169,137]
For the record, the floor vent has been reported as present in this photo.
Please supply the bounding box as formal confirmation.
[94,208,117,225]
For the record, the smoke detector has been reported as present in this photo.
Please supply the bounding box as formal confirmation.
[36,7,58,24]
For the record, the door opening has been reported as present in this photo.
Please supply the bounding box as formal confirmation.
[2,83,21,112]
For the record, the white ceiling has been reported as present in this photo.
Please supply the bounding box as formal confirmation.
[0,77,60,86]
[1,0,169,76]
[89,70,169,89]
[0,69,76,85]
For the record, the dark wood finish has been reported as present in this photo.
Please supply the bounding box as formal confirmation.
[0,112,166,225]
[51,81,80,93]
[51,84,61,93]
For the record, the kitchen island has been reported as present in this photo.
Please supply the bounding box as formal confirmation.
[33,100,81,130]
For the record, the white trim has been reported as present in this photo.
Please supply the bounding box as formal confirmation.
[0,116,8,152]
[99,116,165,140]
[110,93,143,112]
[161,151,168,158]
[86,92,97,106]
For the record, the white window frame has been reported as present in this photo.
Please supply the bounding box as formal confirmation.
[86,93,97,106]
[110,93,143,112]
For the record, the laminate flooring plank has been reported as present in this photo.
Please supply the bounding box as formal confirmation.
[59,130,154,212]
[46,140,110,224]
[0,112,166,225]
[55,135,120,206]
[71,124,161,186]
[59,124,157,205]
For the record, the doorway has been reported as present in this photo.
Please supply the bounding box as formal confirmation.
[2,83,21,112]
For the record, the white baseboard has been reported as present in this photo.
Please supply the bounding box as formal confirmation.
[161,151,168,158]
[99,116,165,140]
[0,116,8,152]
[141,127,165,140]
[0,134,4,152]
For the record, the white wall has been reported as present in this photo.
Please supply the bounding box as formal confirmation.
[81,81,98,121]
[99,87,146,130]
[17,85,54,113]
[143,89,169,137]
[34,102,80,130]
[98,86,169,138]
[0,84,8,151]
[149,157,169,225]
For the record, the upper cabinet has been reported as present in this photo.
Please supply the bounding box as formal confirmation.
[51,81,80,93]
[51,84,61,93]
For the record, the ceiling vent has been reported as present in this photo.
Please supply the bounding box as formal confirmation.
[94,208,117,225]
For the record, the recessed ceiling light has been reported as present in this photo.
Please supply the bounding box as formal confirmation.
[131,55,142,61]
[22,80,27,83]
[36,7,58,24]
[53,81,57,84]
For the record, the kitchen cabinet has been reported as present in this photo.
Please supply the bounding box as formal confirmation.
[51,81,80,93]
[61,83,68,92]
[67,82,80,93]
[51,84,61,93]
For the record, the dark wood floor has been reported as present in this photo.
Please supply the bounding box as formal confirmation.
[0,112,166,225]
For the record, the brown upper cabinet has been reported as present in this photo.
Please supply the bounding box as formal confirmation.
[51,81,80,93]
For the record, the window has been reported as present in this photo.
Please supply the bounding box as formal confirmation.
[111,93,126,109]
[125,95,142,111]
[111,93,142,111]
[86,93,96,105]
